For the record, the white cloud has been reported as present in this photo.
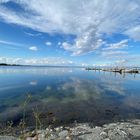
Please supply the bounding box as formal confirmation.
[99,39,129,61]
[29,46,38,51]
[103,39,128,50]
[58,42,61,46]
[102,51,128,57]
[24,32,42,37]
[0,0,10,3]
[0,56,74,65]
[0,0,140,55]
[0,57,23,64]
[0,39,27,50]
[125,25,140,41]
[115,59,128,65]
[0,39,24,47]
[62,39,105,56]
[45,41,52,46]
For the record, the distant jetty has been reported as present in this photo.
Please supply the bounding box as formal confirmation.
[85,67,139,74]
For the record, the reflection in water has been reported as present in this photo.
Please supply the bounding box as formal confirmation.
[0,66,140,126]
[0,66,74,75]
[29,81,38,86]
[100,78,125,95]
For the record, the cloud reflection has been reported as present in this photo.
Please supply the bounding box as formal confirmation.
[29,81,38,86]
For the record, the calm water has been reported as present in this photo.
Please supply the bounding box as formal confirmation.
[0,66,140,126]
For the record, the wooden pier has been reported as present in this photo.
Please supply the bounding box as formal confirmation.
[85,67,139,74]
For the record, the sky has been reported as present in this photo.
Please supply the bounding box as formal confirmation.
[0,0,140,66]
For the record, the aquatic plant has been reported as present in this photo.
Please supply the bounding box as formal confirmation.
[20,94,32,138]
[32,105,42,133]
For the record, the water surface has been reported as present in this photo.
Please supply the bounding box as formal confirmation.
[0,66,140,126]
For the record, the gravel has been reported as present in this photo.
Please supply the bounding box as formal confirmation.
[1,119,140,140]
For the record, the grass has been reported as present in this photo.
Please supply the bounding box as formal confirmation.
[0,94,50,139]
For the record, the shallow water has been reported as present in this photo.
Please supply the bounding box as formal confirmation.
[0,66,140,126]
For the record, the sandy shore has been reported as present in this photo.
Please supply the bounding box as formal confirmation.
[1,119,140,140]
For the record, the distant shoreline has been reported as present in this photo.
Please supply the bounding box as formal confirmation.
[1,63,140,69]
[0,63,84,68]
[0,63,22,66]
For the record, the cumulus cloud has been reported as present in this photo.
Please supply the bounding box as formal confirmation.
[58,42,61,46]
[29,46,38,51]
[62,37,105,56]
[45,41,52,46]
[0,0,140,55]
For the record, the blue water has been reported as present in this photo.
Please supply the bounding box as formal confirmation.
[0,66,140,126]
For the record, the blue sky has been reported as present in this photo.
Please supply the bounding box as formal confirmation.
[0,0,140,66]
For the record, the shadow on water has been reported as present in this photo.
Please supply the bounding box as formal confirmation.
[0,66,140,128]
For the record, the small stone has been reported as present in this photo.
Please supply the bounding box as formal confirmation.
[32,135,38,140]
[32,130,36,134]
[121,130,127,135]
[55,127,60,131]
[95,126,100,129]
[78,131,82,134]
[66,136,71,139]
[104,138,110,140]
[100,131,107,138]
[37,130,43,134]
[60,126,63,129]
[26,137,33,140]
[59,130,68,138]
[49,134,57,139]
[38,133,45,138]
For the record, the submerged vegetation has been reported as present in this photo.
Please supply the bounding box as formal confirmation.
[0,94,57,139]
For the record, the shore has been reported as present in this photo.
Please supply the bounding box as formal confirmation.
[1,119,140,140]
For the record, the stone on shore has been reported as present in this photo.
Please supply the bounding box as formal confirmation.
[1,119,140,140]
